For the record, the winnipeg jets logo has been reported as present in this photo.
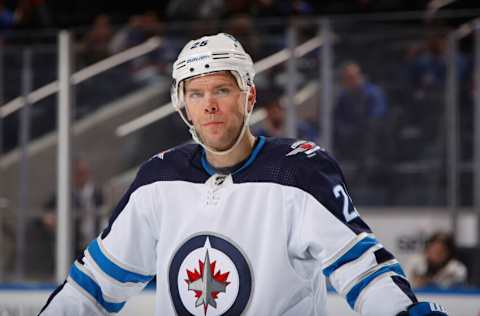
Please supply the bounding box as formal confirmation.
[286,140,323,158]
[185,249,230,315]
[169,234,252,316]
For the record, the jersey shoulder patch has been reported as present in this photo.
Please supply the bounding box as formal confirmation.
[285,140,325,158]
[258,138,371,235]
[262,138,336,174]
[241,138,343,189]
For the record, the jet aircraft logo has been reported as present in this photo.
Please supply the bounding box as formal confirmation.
[185,249,230,315]
[169,233,252,316]
[286,140,323,158]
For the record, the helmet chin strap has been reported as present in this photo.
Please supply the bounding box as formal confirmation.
[178,91,253,156]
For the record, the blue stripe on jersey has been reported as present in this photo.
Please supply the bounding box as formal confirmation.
[69,264,125,313]
[233,136,266,175]
[346,263,405,309]
[201,136,266,176]
[88,239,154,284]
[201,152,215,175]
[323,236,378,277]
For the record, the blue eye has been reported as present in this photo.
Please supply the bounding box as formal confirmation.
[216,87,230,96]
[188,91,202,99]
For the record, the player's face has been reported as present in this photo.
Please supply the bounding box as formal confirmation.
[184,71,254,151]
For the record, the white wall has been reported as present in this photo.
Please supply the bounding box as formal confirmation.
[361,209,478,267]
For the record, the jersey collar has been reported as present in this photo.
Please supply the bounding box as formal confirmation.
[201,136,266,176]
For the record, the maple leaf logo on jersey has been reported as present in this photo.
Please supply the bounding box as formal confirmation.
[286,140,323,158]
[169,234,252,316]
[185,250,231,315]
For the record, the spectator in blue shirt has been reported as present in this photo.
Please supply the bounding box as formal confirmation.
[0,1,17,29]
[334,61,388,158]
[333,61,391,203]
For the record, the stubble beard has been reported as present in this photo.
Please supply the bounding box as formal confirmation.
[197,120,244,152]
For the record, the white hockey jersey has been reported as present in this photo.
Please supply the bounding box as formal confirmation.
[39,137,416,316]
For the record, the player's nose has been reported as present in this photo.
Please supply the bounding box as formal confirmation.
[204,95,219,113]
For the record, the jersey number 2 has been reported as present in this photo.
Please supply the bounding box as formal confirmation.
[333,185,359,222]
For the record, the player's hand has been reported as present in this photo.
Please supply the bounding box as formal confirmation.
[396,302,448,316]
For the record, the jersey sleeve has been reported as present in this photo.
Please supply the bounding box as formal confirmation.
[39,161,159,315]
[288,151,417,316]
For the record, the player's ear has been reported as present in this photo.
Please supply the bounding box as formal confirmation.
[247,86,256,113]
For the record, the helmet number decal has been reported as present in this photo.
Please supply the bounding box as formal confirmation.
[190,40,208,49]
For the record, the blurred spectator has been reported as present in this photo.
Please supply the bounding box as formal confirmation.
[333,61,391,203]
[167,0,225,20]
[110,11,167,85]
[334,61,389,160]
[238,0,311,19]
[110,11,162,53]
[26,158,104,278]
[225,0,312,19]
[407,33,468,100]
[398,32,470,176]
[223,0,251,18]
[38,158,104,257]
[0,198,14,280]
[15,0,52,29]
[0,0,18,29]
[255,89,317,141]
[289,0,314,15]
[405,232,467,288]
[318,0,414,14]
[109,14,143,54]
[223,14,261,60]
[79,14,113,66]
[139,10,163,41]
[0,0,52,32]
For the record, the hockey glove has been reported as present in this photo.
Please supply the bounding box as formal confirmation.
[396,302,448,316]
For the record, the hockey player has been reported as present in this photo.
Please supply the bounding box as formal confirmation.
[39,33,448,316]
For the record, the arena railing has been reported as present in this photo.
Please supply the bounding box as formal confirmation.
[0,37,162,119]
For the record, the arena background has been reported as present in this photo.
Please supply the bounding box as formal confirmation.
[1,0,480,315]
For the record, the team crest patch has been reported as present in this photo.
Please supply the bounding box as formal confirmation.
[286,140,323,158]
[169,233,253,316]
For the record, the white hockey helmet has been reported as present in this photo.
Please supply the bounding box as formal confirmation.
[171,33,255,110]
[170,33,256,155]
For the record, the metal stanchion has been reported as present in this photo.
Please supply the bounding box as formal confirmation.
[319,18,333,151]
[16,48,33,280]
[286,22,298,138]
[56,30,74,283]
[445,32,459,239]
[474,21,480,246]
